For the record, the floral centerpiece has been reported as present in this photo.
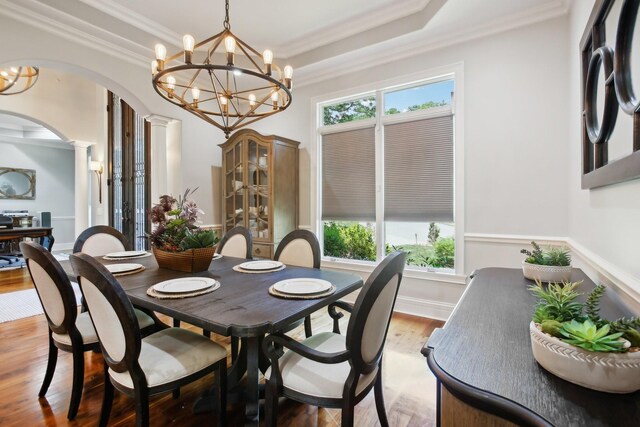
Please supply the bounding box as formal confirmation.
[529,280,640,393]
[148,188,219,272]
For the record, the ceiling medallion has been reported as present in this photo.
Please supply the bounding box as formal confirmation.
[0,66,39,95]
[151,0,293,138]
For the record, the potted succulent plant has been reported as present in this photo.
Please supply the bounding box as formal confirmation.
[148,188,219,272]
[529,280,640,393]
[520,241,572,282]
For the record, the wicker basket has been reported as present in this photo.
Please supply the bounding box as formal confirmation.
[152,246,216,273]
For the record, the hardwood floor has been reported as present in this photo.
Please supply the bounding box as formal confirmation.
[0,268,444,426]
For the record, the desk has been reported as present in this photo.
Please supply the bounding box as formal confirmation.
[423,268,640,427]
[0,227,53,252]
[62,253,363,425]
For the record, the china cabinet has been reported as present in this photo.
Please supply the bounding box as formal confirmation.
[219,129,299,259]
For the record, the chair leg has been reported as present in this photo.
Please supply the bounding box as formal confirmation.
[172,388,180,399]
[99,362,114,427]
[67,347,85,420]
[173,318,180,328]
[341,399,355,427]
[264,380,279,427]
[304,315,313,338]
[39,332,58,397]
[374,369,390,427]
[203,330,211,339]
[216,359,227,427]
[134,388,150,427]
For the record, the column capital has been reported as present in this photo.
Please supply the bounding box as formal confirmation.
[70,140,95,149]
[146,114,175,127]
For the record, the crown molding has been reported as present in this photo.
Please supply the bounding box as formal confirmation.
[283,0,430,57]
[0,0,149,68]
[146,114,175,126]
[294,0,570,87]
[0,134,72,150]
[76,0,182,46]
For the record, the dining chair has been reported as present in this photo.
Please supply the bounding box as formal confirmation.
[273,229,321,337]
[263,251,406,427]
[70,252,228,427]
[73,225,130,256]
[20,241,156,420]
[217,226,253,259]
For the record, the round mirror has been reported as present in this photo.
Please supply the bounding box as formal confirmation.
[0,168,36,199]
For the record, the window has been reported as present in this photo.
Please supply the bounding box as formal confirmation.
[317,75,459,272]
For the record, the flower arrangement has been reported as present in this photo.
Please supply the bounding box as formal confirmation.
[520,241,572,282]
[148,188,219,252]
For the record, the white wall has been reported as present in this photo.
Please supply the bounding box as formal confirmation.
[567,0,640,308]
[0,141,75,246]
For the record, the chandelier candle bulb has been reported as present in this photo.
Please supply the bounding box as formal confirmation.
[166,76,176,98]
[249,94,256,107]
[271,91,279,110]
[151,60,158,76]
[225,36,236,65]
[155,44,167,70]
[284,65,293,89]
[191,86,200,107]
[263,49,273,75]
[183,34,195,63]
[220,95,228,113]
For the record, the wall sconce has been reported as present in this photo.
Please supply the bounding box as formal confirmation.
[89,161,103,204]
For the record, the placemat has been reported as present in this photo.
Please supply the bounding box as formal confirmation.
[268,284,336,299]
[103,252,153,261]
[112,266,146,277]
[232,265,286,274]
[147,281,220,299]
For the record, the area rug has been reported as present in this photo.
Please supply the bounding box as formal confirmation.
[0,282,82,323]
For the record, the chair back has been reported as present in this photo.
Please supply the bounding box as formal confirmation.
[69,253,141,376]
[274,230,320,269]
[217,226,252,259]
[346,251,406,374]
[20,241,77,336]
[73,225,129,256]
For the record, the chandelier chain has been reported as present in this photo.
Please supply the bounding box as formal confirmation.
[223,0,230,30]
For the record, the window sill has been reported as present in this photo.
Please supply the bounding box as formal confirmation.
[320,258,466,285]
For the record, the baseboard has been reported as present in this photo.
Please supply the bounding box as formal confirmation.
[394,296,456,321]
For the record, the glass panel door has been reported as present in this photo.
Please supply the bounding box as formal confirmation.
[224,141,244,230]
[108,92,150,250]
[247,138,270,241]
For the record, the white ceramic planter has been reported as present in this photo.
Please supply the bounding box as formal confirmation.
[522,261,572,283]
[529,322,640,393]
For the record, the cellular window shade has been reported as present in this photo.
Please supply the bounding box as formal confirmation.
[384,115,453,222]
[322,126,376,221]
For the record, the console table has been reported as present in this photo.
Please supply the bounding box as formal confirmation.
[0,227,54,252]
[423,268,640,427]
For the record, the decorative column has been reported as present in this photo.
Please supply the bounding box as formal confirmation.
[70,140,95,238]
[146,115,174,202]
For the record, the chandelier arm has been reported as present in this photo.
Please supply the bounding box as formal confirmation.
[0,66,21,93]
[231,72,241,114]
[235,42,265,73]
[233,35,263,59]
[207,30,228,59]
[182,68,205,99]
[232,85,274,95]
[208,69,228,128]
[231,109,283,131]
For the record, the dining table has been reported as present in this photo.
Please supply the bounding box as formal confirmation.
[61,252,364,426]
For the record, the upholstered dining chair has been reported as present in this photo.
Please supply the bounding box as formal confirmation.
[263,251,406,427]
[273,229,321,337]
[73,225,129,256]
[20,241,156,420]
[217,226,253,259]
[70,252,228,427]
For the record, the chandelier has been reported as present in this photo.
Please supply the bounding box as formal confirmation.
[151,0,293,138]
[0,66,39,95]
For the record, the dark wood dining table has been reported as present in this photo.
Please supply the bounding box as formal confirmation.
[61,253,363,425]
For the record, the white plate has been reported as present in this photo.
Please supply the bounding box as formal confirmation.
[105,263,144,274]
[273,278,333,295]
[104,250,147,259]
[213,253,223,260]
[238,260,283,271]
[152,277,217,294]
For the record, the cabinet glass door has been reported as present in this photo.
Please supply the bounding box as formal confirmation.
[224,141,244,230]
[247,138,270,241]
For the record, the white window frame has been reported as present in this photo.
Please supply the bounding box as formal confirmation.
[309,63,465,277]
